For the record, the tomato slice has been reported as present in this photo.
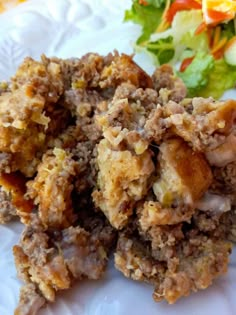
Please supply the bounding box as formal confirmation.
[166,0,202,23]
[180,56,194,72]
[207,9,234,23]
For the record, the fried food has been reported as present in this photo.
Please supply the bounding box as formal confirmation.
[0,53,235,314]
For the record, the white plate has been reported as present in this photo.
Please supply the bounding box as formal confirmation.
[0,1,235,315]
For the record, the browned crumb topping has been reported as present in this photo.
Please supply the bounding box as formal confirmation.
[0,52,235,314]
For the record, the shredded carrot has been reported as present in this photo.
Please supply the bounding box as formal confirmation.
[212,26,221,47]
[180,56,195,72]
[207,8,234,23]
[155,0,171,33]
[211,37,228,54]
[207,27,214,48]
[195,22,207,35]
[212,47,224,59]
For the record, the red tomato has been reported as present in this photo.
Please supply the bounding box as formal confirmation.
[166,0,202,23]
[207,9,233,23]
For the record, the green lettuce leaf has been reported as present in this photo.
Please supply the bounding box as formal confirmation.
[221,20,235,40]
[172,10,208,53]
[197,59,236,98]
[147,36,174,64]
[124,1,236,98]
[178,53,236,98]
[124,0,164,44]
[178,52,214,97]
[145,0,166,7]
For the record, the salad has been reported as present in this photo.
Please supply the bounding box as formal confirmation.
[124,0,236,98]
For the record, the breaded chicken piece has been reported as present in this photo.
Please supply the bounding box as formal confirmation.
[153,138,213,206]
[27,148,77,228]
[93,139,154,229]
[13,222,109,315]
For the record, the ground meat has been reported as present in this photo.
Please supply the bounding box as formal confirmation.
[0,52,235,314]
[0,152,13,173]
[152,64,187,102]
[153,234,231,304]
[115,233,166,285]
[72,141,98,193]
[77,210,117,250]
[15,283,46,315]
[13,222,110,305]
[115,230,231,304]
[0,186,17,223]
[0,172,34,224]
[212,161,236,194]
[165,98,236,152]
